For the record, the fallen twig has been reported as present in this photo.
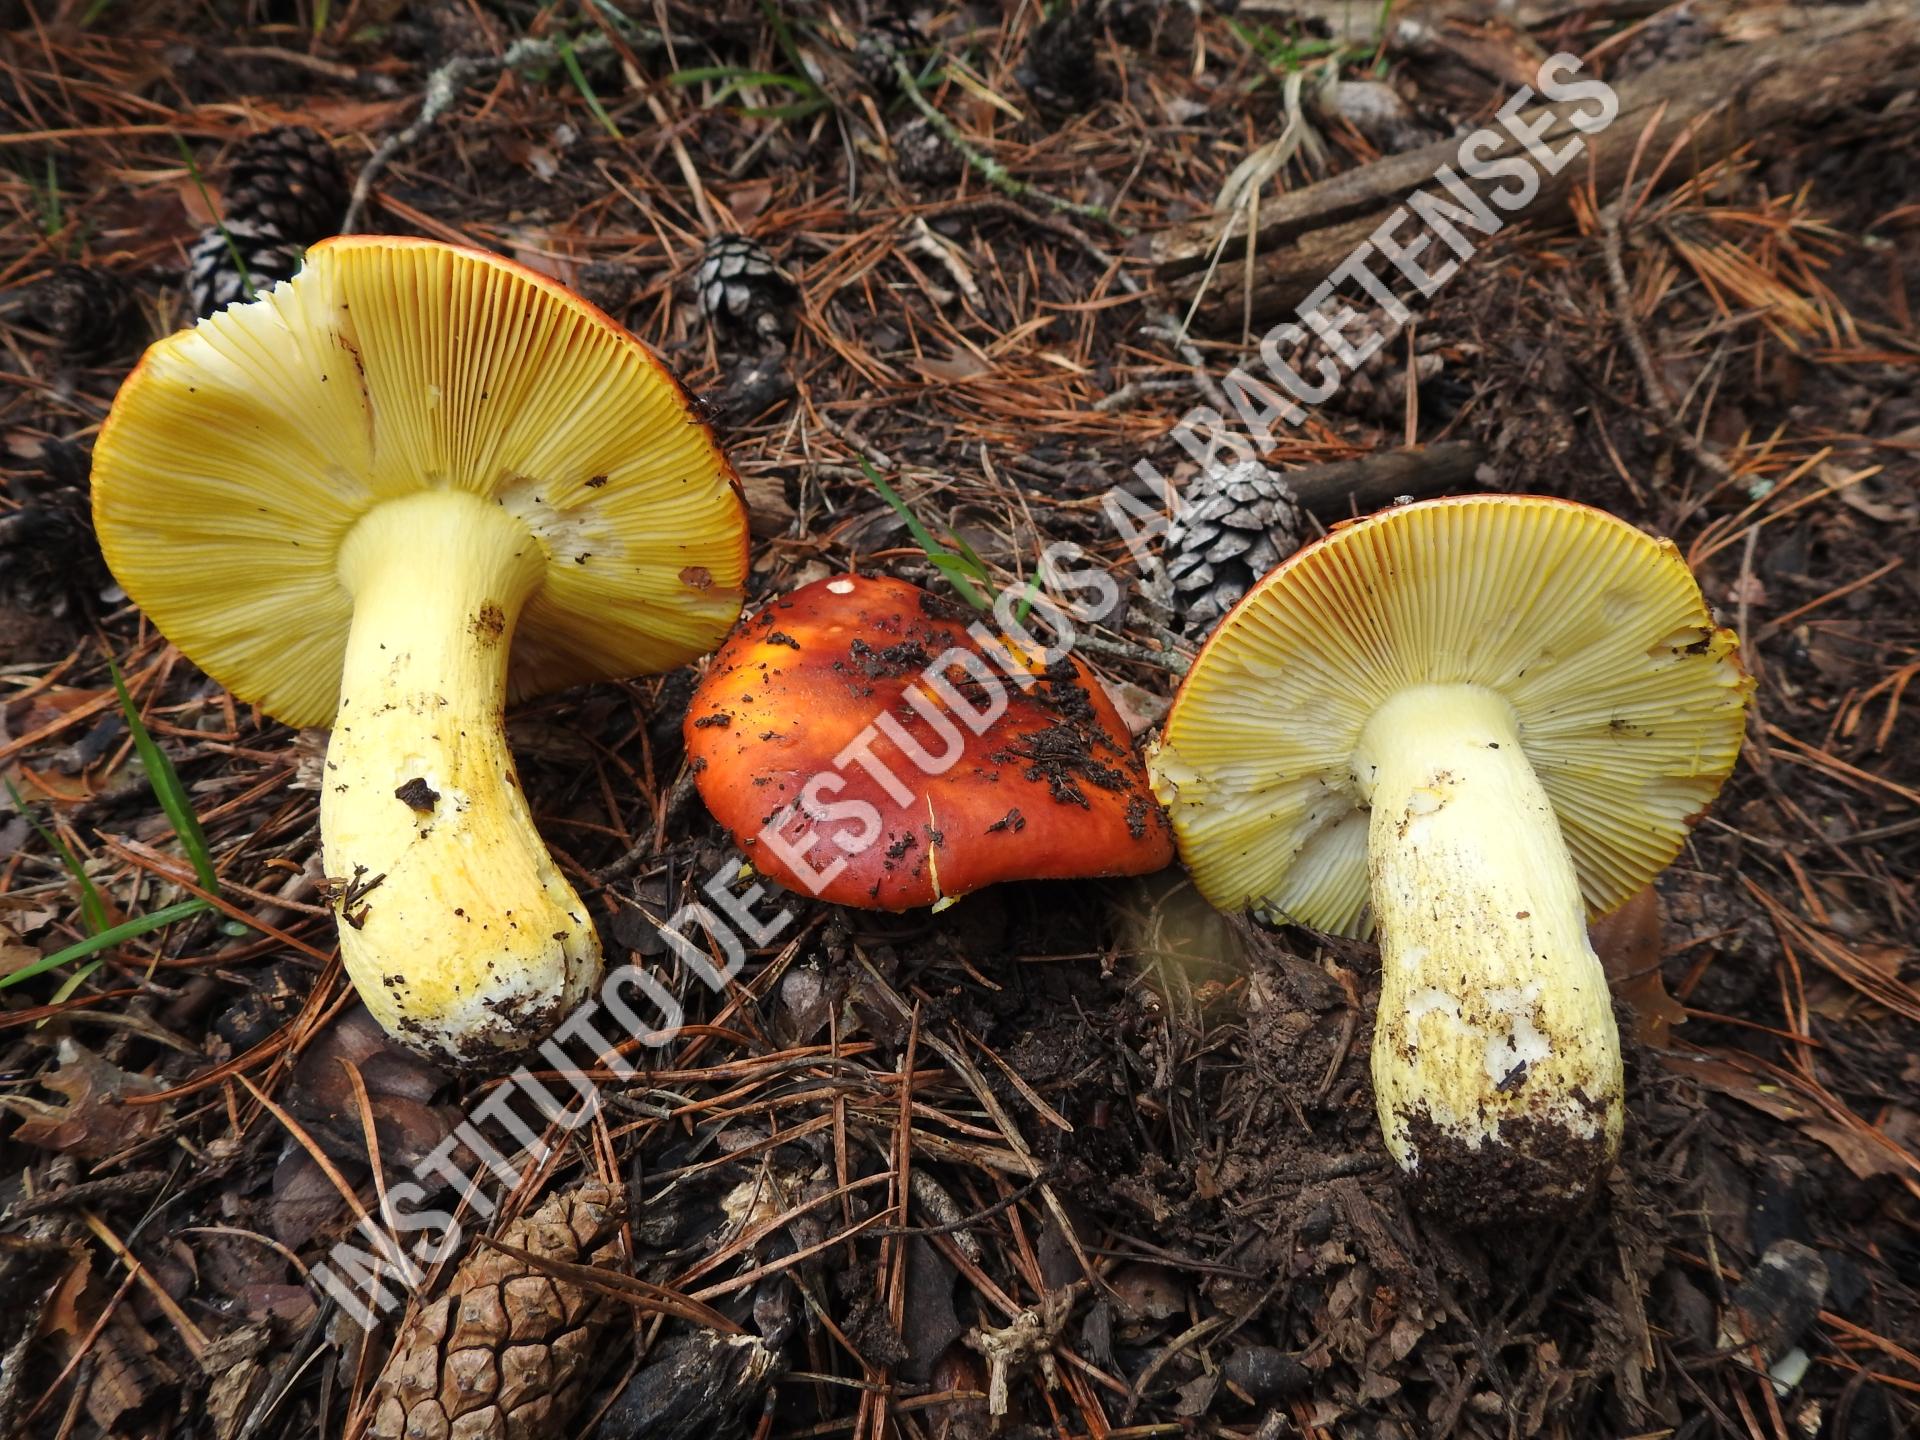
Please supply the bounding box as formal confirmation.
[343,26,666,233]
[879,37,1116,228]
[1598,200,1735,482]
[1157,1,1920,330]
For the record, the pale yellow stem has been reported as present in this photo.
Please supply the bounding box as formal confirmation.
[1353,683,1622,1213]
[321,489,600,1062]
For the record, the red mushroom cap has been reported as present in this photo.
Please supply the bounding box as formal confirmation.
[685,574,1174,910]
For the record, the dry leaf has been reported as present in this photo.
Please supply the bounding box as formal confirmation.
[275,1009,455,1230]
[722,178,774,221]
[1797,1121,1910,1181]
[0,920,44,979]
[269,1150,345,1249]
[1590,886,1687,1047]
[282,96,414,133]
[913,347,993,384]
[38,1253,92,1342]
[1670,1056,1812,1124]
[10,764,92,803]
[4,1041,164,1159]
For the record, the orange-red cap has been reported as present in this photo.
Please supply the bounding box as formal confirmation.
[686,575,1173,909]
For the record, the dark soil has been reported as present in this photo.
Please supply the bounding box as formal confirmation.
[2,5,1916,1440]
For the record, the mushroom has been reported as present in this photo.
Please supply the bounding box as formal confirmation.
[91,237,748,1062]
[1147,496,1750,1217]
[685,575,1172,909]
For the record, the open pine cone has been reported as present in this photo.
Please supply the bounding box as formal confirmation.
[186,126,348,317]
[6,263,140,361]
[367,1182,625,1440]
[1017,3,1104,112]
[695,233,797,344]
[1161,461,1304,638]
[852,13,927,95]
[223,125,350,240]
[1268,303,1455,425]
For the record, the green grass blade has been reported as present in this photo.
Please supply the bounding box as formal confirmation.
[861,462,990,612]
[1014,571,1041,627]
[108,659,219,894]
[756,0,818,86]
[42,155,62,240]
[0,899,211,990]
[947,532,994,585]
[929,554,991,597]
[5,780,109,934]
[556,35,623,140]
[172,134,256,303]
[739,98,834,121]
[45,959,105,1009]
[668,66,817,90]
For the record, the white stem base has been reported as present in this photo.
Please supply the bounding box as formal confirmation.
[321,490,601,1062]
[1353,684,1623,1217]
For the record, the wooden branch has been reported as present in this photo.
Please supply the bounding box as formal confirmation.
[1156,2,1920,331]
[1116,442,1484,516]
[1284,441,1485,516]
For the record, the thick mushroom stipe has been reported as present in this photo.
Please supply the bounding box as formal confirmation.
[1149,495,1750,1218]
[685,575,1173,910]
[1353,683,1621,1217]
[323,490,596,1057]
[92,237,748,1063]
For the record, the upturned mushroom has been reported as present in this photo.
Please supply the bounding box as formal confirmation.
[92,237,748,1062]
[685,574,1173,909]
[1147,496,1750,1217]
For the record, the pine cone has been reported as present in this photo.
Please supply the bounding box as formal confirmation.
[1017,4,1103,113]
[695,234,797,343]
[853,15,927,95]
[186,224,306,318]
[367,1182,625,1440]
[894,116,960,187]
[7,264,140,361]
[186,126,347,318]
[224,126,349,243]
[1267,305,1459,425]
[0,435,108,610]
[1162,461,1303,637]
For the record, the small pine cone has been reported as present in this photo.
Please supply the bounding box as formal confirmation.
[1162,460,1303,637]
[223,125,349,246]
[367,1182,625,1440]
[9,264,140,361]
[695,233,797,343]
[1017,4,1103,113]
[853,15,927,95]
[1266,306,1458,424]
[0,435,108,609]
[1099,0,1188,50]
[186,222,307,317]
[186,127,347,318]
[893,116,960,187]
